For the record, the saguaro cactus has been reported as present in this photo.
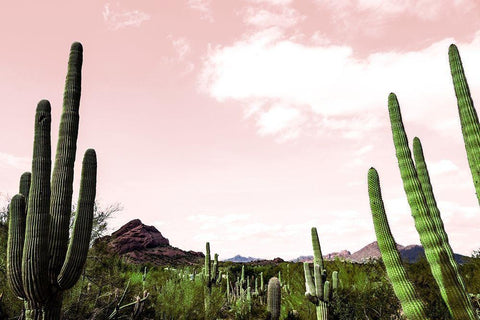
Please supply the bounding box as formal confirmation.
[449,44,480,205]
[304,227,337,320]
[6,42,97,320]
[203,242,220,319]
[368,168,429,320]
[385,92,475,319]
[267,277,281,320]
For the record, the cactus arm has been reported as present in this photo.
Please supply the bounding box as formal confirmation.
[413,138,468,293]
[7,194,27,299]
[332,271,338,291]
[260,272,264,292]
[241,265,245,285]
[48,42,83,284]
[311,227,324,270]
[448,44,480,205]
[314,264,323,300]
[303,262,315,297]
[212,253,218,283]
[412,138,448,245]
[58,149,97,289]
[368,167,429,320]
[23,100,52,303]
[388,93,475,319]
[204,242,211,282]
[19,172,31,199]
[323,281,330,302]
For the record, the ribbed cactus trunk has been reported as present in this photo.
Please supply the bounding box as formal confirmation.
[203,242,219,319]
[448,44,480,206]
[304,227,337,320]
[6,42,97,320]
[267,277,281,320]
[368,168,429,320]
[388,93,475,319]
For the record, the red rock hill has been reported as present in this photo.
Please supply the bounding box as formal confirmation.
[96,219,204,266]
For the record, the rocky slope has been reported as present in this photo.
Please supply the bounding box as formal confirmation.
[95,219,204,266]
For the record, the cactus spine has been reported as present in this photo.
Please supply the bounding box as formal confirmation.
[6,42,97,320]
[267,277,281,320]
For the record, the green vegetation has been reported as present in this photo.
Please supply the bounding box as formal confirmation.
[2,39,479,319]
[1,229,479,319]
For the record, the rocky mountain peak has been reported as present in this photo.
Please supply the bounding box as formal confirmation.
[110,219,169,254]
[98,219,203,266]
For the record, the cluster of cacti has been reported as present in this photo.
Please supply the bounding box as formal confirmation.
[225,265,253,317]
[304,227,338,320]
[368,44,479,319]
[6,42,97,320]
[252,271,266,303]
[108,278,150,320]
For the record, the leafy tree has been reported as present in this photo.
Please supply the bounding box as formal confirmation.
[71,200,123,245]
[0,194,10,226]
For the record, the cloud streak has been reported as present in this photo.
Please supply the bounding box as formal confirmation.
[103,3,150,30]
[187,0,214,22]
[0,152,30,170]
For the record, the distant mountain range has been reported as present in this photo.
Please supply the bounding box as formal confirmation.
[223,255,263,263]
[226,241,470,264]
[291,241,469,264]
[97,220,470,266]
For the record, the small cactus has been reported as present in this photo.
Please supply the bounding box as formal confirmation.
[267,277,281,320]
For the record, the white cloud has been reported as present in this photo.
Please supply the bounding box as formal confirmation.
[200,30,480,139]
[164,36,195,75]
[358,0,441,18]
[172,37,191,61]
[246,0,293,5]
[187,0,214,22]
[103,3,150,30]
[257,103,304,138]
[243,7,304,28]
[0,152,29,169]
[320,0,455,21]
[427,159,459,175]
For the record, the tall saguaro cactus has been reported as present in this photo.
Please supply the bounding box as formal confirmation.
[368,168,429,320]
[204,242,220,319]
[386,93,475,319]
[6,42,97,320]
[449,44,480,205]
[304,227,337,320]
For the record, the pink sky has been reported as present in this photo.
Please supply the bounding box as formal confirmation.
[1,0,480,260]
